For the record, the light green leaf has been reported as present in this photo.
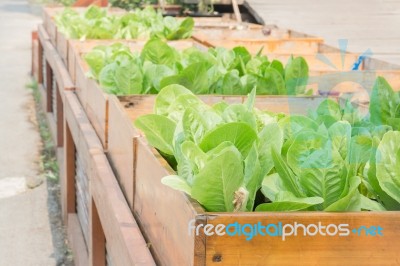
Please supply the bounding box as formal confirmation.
[155,84,193,115]
[134,114,176,155]
[256,192,323,211]
[360,195,386,211]
[376,131,400,204]
[324,176,361,211]
[200,122,258,157]
[287,132,347,209]
[285,56,309,95]
[161,175,192,195]
[192,146,244,212]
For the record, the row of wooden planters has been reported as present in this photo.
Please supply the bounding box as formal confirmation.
[32,23,156,265]
[32,7,400,265]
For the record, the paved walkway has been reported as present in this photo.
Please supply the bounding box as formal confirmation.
[247,0,400,65]
[0,0,63,265]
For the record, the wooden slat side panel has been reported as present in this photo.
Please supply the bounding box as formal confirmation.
[205,39,322,54]
[45,60,53,112]
[91,153,156,266]
[32,35,39,82]
[56,30,68,64]
[75,56,88,108]
[90,197,106,266]
[63,91,103,161]
[269,53,360,71]
[205,212,400,266]
[85,79,108,149]
[38,24,50,43]
[67,214,89,266]
[68,39,79,83]
[53,51,75,92]
[134,138,203,266]
[57,85,64,147]
[75,150,90,247]
[107,95,141,209]
[64,120,76,218]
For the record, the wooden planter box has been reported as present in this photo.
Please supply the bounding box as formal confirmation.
[106,95,334,214]
[72,39,207,148]
[63,90,103,264]
[105,95,399,265]
[90,153,155,266]
[63,90,155,265]
[42,7,126,64]
[193,28,324,54]
[40,32,75,149]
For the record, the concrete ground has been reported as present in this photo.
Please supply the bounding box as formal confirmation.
[0,0,69,265]
[247,0,400,65]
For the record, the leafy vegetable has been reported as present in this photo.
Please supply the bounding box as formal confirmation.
[55,6,194,40]
[85,39,310,96]
[135,77,400,212]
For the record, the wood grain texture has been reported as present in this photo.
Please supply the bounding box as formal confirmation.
[91,152,156,266]
[67,214,89,266]
[203,38,322,54]
[32,32,39,82]
[89,197,106,266]
[107,95,141,209]
[135,137,205,265]
[85,78,108,149]
[204,212,400,266]
[56,30,68,64]
[56,83,64,147]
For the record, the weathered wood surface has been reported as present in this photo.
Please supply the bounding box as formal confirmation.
[91,152,156,266]
[67,214,89,266]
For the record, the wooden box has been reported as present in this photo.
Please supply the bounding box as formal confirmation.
[63,90,155,265]
[90,153,155,266]
[42,6,126,64]
[72,39,207,148]
[114,96,400,265]
[106,95,334,212]
[193,28,324,54]
[41,34,75,148]
[63,91,103,263]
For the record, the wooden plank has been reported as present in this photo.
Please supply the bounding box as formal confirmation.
[38,24,50,43]
[107,95,140,209]
[135,137,205,265]
[269,53,360,71]
[204,212,400,265]
[63,118,76,223]
[90,197,106,266]
[67,214,89,266]
[91,152,156,266]
[203,38,323,54]
[32,32,39,82]
[85,79,108,149]
[56,29,68,64]
[74,52,89,108]
[53,49,74,93]
[45,60,53,113]
[63,91,103,164]
[57,86,64,147]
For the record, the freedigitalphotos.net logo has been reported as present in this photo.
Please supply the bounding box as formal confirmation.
[188,220,384,241]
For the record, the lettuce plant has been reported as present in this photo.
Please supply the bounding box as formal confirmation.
[85,40,311,96]
[135,77,400,212]
[55,6,194,40]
